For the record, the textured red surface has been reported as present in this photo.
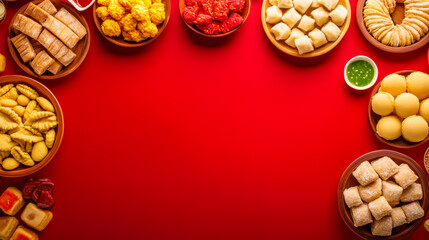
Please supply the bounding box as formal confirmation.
[0,0,429,239]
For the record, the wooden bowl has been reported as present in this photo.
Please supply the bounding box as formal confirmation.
[338,150,429,240]
[93,0,170,47]
[261,0,351,57]
[0,75,64,177]
[179,0,250,38]
[356,0,429,53]
[368,70,429,148]
[7,0,90,80]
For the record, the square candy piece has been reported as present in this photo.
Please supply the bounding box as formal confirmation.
[371,216,393,236]
[344,186,363,208]
[353,161,379,186]
[21,203,53,231]
[371,156,399,180]
[394,164,418,189]
[369,196,392,220]
[10,226,38,240]
[401,183,423,203]
[382,181,403,207]
[351,203,373,227]
[0,216,19,240]
[402,201,424,223]
[359,178,382,203]
[0,187,25,216]
[391,207,407,228]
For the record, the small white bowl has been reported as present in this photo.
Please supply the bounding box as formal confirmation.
[344,55,378,90]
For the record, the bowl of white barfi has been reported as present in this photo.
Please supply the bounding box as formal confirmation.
[338,150,429,239]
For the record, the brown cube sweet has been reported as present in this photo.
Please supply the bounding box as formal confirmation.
[353,161,379,186]
[344,186,363,208]
[368,196,392,220]
[401,183,423,203]
[0,216,19,240]
[358,178,382,203]
[0,187,25,216]
[393,164,418,189]
[401,201,424,223]
[371,216,393,236]
[351,203,373,227]
[371,156,399,180]
[21,203,53,231]
[382,181,403,207]
[10,226,38,240]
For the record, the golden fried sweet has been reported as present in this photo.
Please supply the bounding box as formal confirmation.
[149,2,165,25]
[380,74,407,97]
[1,88,18,101]
[395,92,419,118]
[0,134,18,152]
[10,128,43,144]
[419,98,429,122]
[98,0,111,6]
[16,84,38,100]
[376,115,402,140]
[0,107,22,131]
[402,115,428,142]
[35,97,54,112]
[96,6,111,21]
[101,19,121,37]
[45,129,55,149]
[131,4,150,21]
[119,0,136,9]
[24,111,58,132]
[23,100,37,123]
[11,146,34,166]
[0,84,14,97]
[120,14,137,32]
[138,21,158,38]
[406,71,429,100]
[108,0,126,20]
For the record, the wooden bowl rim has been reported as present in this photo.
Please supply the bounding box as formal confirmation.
[337,149,429,240]
[355,0,429,53]
[7,0,90,80]
[178,0,251,38]
[261,0,352,58]
[367,70,429,149]
[93,0,171,48]
[0,75,64,177]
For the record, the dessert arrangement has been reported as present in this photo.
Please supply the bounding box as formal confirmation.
[0,178,55,239]
[0,83,58,171]
[363,0,429,47]
[8,0,88,77]
[370,71,429,145]
[95,0,166,42]
[181,0,246,35]
[263,0,350,56]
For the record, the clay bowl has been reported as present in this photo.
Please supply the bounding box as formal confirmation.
[261,0,351,57]
[93,0,170,47]
[179,0,250,37]
[0,75,64,177]
[368,70,429,148]
[7,0,90,80]
[356,0,429,53]
[338,150,429,240]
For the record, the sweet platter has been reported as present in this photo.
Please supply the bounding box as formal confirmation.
[93,0,170,47]
[261,0,351,57]
[7,0,90,80]
[338,150,429,239]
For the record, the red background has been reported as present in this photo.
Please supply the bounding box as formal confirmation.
[1,0,429,238]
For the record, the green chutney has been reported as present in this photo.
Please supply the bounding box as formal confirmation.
[346,60,375,87]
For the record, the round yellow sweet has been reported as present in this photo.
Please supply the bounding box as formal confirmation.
[380,73,407,97]
[395,92,419,118]
[406,71,429,100]
[376,115,402,140]
[2,158,19,170]
[420,99,429,122]
[372,92,394,116]
[402,115,429,142]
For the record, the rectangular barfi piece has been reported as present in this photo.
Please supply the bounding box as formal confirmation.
[371,156,399,180]
[401,201,424,223]
[54,8,87,39]
[0,216,19,240]
[47,61,62,75]
[401,183,423,203]
[393,164,418,189]
[391,207,407,228]
[24,3,49,23]
[351,203,373,227]
[352,161,379,186]
[12,14,42,40]
[42,15,79,49]
[21,203,53,231]
[30,39,44,55]
[10,34,36,63]
[38,0,57,15]
[10,226,38,240]
[37,30,76,66]
[30,51,55,76]
[371,216,392,236]
[358,178,382,203]
[0,187,25,216]
[382,181,403,207]
[368,196,392,220]
[344,186,363,208]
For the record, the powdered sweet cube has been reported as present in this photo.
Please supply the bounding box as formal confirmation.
[371,216,392,236]
[400,183,423,203]
[282,8,302,28]
[317,0,339,11]
[391,207,407,228]
[0,216,19,240]
[310,7,329,27]
[368,196,392,220]
[371,156,399,180]
[358,178,382,203]
[344,186,363,208]
[401,201,424,223]
[351,203,373,227]
[9,226,38,240]
[292,0,313,14]
[0,187,25,216]
[21,203,53,231]
[353,161,379,186]
[382,181,403,207]
[393,164,418,189]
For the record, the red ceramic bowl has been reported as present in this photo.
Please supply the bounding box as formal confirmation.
[338,150,429,240]
[0,75,64,177]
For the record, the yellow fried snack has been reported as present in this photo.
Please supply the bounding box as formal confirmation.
[17,95,30,106]
[131,4,150,21]
[36,97,54,112]
[0,84,13,97]
[16,84,38,100]
[0,99,18,107]
[24,111,57,132]
[0,107,22,131]
[96,6,111,21]
[2,158,19,170]
[0,88,18,100]
[23,100,37,123]
[31,141,48,162]
[119,0,136,10]
[12,106,25,117]
[149,2,165,25]
[10,128,44,144]
[101,19,121,37]
[108,0,126,20]
[98,0,110,6]
[45,129,55,149]
[11,146,34,166]
[0,54,5,73]
[0,134,18,152]
[25,142,32,153]
[120,14,138,32]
